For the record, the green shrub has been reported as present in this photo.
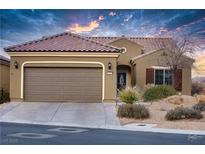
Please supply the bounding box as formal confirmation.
[119,88,141,104]
[192,102,205,112]
[143,84,155,92]
[165,107,203,121]
[117,104,149,119]
[0,89,10,104]
[143,85,176,102]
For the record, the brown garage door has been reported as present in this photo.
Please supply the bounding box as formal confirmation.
[24,67,102,103]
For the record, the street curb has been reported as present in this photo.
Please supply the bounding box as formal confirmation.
[1,120,205,135]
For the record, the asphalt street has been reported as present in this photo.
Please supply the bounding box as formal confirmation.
[0,122,205,145]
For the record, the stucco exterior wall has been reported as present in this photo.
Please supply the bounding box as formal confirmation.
[9,53,118,102]
[134,49,192,95]
[109,38,143,87]
[109,38,143,66]
[0,63,10,92]
[182,67,192,95]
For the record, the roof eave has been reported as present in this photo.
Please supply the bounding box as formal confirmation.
[5,49,121,53]
[131,49,163,64]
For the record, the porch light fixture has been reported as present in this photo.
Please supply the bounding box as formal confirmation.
[14,61,19,69]
[108,62,112,70]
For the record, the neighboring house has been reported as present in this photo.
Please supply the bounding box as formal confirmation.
[4,32,193,103]
[0,56,10,92]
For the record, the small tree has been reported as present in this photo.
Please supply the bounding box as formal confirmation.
[159,37,196,89]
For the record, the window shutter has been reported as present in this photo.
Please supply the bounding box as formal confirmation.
[146,68,154,84]
[174,69,182,91]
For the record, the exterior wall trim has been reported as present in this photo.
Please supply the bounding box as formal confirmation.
[8,52,120,58]
[21,61,105,101]
[131,49,162,63]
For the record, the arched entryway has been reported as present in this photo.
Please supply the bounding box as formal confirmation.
[117,65,131,90]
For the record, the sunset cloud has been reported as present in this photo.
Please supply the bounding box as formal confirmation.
[109,11,116,16]
[176,27,182,31]
[196,29,205,34]
[67,20,99,33]
[159,27,168,33]
[124,14,133,22]
[98,15,104,21]
[67,15,105,33]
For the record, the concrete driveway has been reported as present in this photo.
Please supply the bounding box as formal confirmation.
[0,102,120,128]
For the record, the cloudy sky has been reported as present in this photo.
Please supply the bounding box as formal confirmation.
[0,9,205,75]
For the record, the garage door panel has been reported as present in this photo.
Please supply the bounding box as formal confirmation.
[63,96,101,103]
[63,78,102,82]
[25,89,102,94]
[25,79,102,83]
[63,87,101,91]
[24,67,102,102]
[62,91,102,96]
[25,94,64,102]
[25,83,101,90]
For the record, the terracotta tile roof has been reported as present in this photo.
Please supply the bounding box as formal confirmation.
[87,36,173,53]
[4,32,122,53]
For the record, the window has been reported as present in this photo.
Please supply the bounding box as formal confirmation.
[155,69,172,85]
[155,70,164,85]
[165,70,172,85]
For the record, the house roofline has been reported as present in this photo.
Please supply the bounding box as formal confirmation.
[131,48,195,65]
[131,49,163,64]
[4,32,123,53]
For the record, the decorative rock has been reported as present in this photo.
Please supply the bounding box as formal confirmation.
[196,95,205,103]
[166,95,184,105]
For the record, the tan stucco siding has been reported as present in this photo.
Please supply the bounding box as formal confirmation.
[109,38,143,66]
[127,72,132,87]
[9,55,118,102]
[134,49,192,95]
[109,38,143,88]
[182,67,191,95]
[0,63,10,92]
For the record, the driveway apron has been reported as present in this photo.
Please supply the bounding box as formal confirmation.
[0,102,120,128]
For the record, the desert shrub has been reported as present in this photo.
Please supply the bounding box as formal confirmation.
[143,85,176,102]
[119,88,141,104]
[191,82,203,95]
[0,89,10,104]
[132,104,150,119]
[192,102,205,112]
[117,104,149,119]
[117,104,133,118]
[143,84,155,92]
[165,107,203,121]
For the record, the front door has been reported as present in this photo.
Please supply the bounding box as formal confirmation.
[117,72,127,90]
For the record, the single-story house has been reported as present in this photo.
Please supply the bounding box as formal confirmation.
[0,55,10,92]
[4,32,194,103]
